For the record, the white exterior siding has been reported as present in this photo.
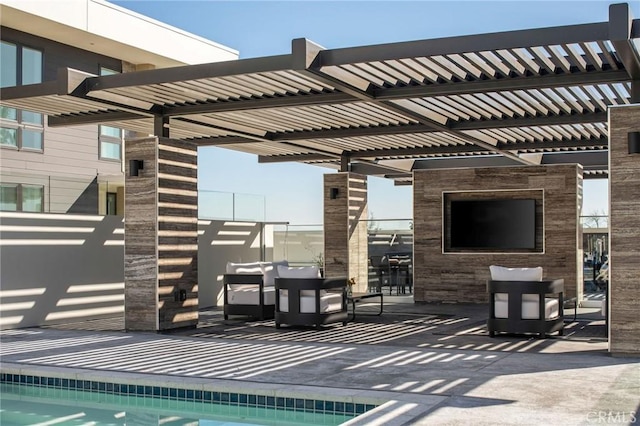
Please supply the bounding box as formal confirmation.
[0,0,238,215]
[0,0,238,67]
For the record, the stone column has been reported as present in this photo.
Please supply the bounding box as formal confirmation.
[124,136,198,331]
[608,104,640,356]
[323,173,368,292]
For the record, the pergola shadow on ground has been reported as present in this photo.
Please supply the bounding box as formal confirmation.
[44,297,608,355]
[4,301,629,425]
[185,300,607,354]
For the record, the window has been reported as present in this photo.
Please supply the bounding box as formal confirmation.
[99,124,123,160]
[21,185,44,212]
[0,41,43,151]
[0,184,18,211]
[0,184,44,212]
[99,67,123,161]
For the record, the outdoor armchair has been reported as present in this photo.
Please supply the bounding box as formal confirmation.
[487,265,564,338]
[223,260,288,320]
[275,266,348,329]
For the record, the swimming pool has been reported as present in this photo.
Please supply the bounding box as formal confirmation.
[1,373,375,425]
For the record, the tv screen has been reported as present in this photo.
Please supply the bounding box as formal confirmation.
[449,199,536,250]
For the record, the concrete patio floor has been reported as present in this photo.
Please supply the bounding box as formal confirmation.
[1,297,638,425]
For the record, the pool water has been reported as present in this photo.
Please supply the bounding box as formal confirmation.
[0,383,357,425]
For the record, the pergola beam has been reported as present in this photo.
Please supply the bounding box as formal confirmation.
[540,150,608,167]
[609,3,640,80]
[85,54,293,91]
[258,153,336,163]
[410,150,608,171]
[412,155,522,170]
[317,22,611,67]
[350,162,412,177]
[257,136,608,163]
[48,110,150,127]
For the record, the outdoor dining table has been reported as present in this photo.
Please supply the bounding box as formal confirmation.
[385,252,412,295]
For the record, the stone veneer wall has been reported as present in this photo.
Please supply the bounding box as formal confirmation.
[323,173,368,292]
[608,104,640,356]
[124,137,198,331]
[413,165,581,304]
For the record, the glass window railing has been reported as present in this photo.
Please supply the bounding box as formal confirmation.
[198,190,265,222]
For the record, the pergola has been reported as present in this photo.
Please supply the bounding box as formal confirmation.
[2,3,639,355]
[3,4,638,182]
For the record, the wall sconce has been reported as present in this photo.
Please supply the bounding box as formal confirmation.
[129,159,144,177]
[628,132,640,154]
[330,187,339,199]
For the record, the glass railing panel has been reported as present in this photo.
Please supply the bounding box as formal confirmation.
[198,190,265,221]
[233,192,265,222]
[198,190,234,220]
[272,224,324,268]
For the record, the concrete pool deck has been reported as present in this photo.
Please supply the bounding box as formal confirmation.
[1,299,638,425]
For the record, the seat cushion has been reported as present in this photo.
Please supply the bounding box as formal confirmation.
[279,292,343,313]
[494,298,559,320]
[490,265,543,303]
[228,285,275,305]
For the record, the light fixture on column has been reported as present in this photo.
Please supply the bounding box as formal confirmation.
[628,132,640,154]
[129,159,144,176]
[330,187,339,199]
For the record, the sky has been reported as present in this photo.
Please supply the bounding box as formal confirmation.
[114,0,625,224]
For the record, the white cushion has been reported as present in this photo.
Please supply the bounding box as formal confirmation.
[601,299,607,318]
[228,286,275,305]
[226,262,262,274]
[226,260,289,287]
[490,265,543,303]
[279,292,343,313]
[277,265,321,279]
[489,265,543,281]
[494,298,559,320]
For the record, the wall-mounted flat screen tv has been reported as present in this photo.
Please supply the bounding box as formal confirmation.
[449,199,536,250]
